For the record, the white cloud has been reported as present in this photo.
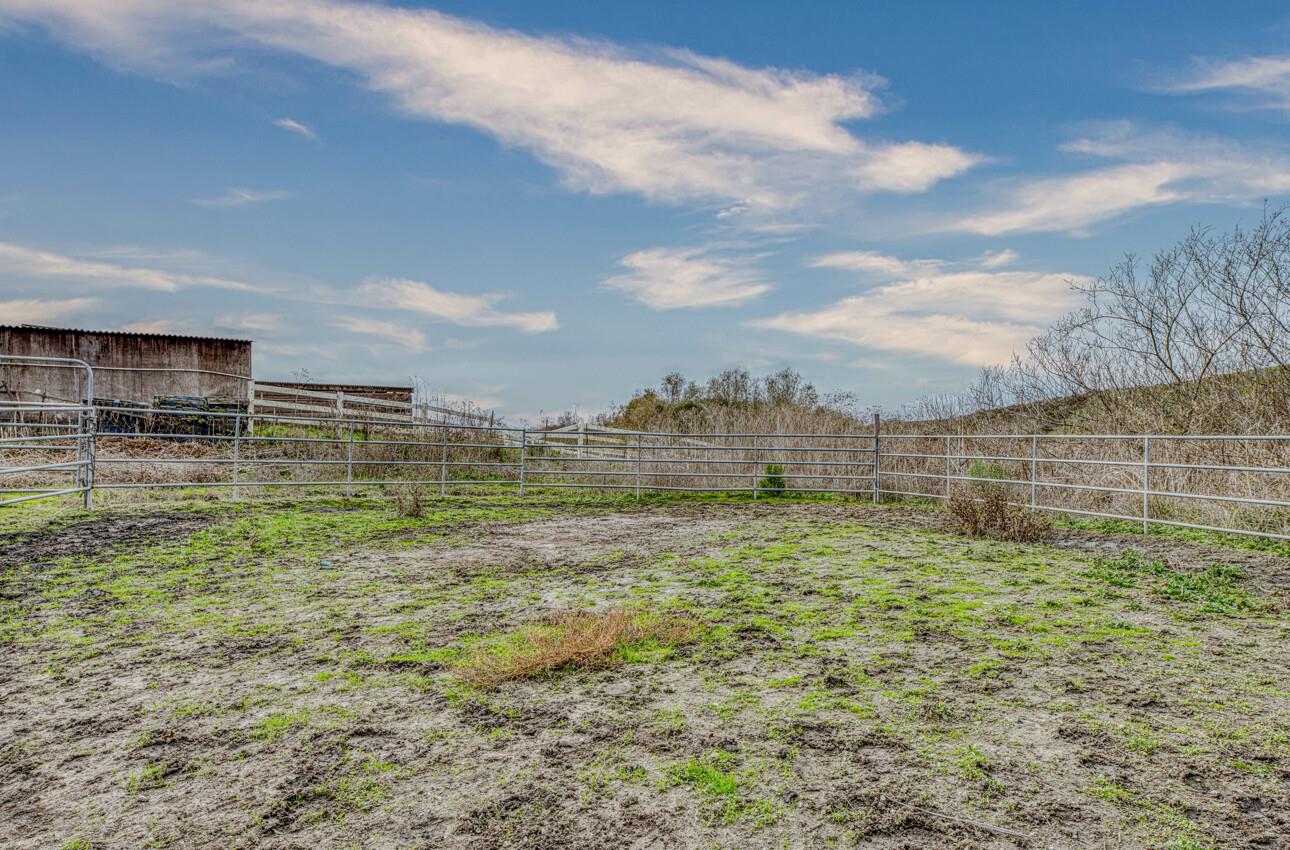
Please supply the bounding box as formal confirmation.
[0,0,979,212]
[272,117,318,140]
[977,248,1018,269]
[810,250,943,277]
[957,162,1187,236]
[0,240,252,291]
[360,277,557,333]
[214,312,286,333]
[602,246,772,310]
[1166,55,1290,112]
[811,247,1016,276]
[953,124,1290,235]
[0,297,98,324]
[191,187,294,208]
[334,316,427,353]
[849,142,982,193]
[753,251,1084,366]
[118,319,187,334]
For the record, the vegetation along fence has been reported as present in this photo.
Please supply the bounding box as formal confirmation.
[4,399,1290,543]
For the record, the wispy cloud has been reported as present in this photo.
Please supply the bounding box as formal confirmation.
[0,296,97,325]
[953,123,1290,235]
[272,117,318,140]
[438,390,504,410]
[1165,54,1290,112]
[118,319,187,334]
[0,240,253,291]
[603,246,772,310]
[0,0,979,214]
[810,250,944,278]
[752,252,1083,366]
[191,187,294,208]
[360,277,557,333]
[334,316,428,353]
[214,313,287,333]
[977,248,1018,269]
[956,162,1186,236]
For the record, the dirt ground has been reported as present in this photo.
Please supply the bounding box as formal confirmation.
[1,496,1287,850]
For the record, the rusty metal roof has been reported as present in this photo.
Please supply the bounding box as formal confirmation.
[0,324,253,344]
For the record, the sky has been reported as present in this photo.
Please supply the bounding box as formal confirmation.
[2,1,1290,422]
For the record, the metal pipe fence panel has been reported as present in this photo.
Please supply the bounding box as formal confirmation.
[3,398,1290,541]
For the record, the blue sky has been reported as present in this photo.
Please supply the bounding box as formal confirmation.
[3,1,1290,421]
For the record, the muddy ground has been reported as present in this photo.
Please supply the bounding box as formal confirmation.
[1,497,1287,849]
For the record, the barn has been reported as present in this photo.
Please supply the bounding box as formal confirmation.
[0,325,252,405]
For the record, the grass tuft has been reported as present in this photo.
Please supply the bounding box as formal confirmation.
[456,607,701,688]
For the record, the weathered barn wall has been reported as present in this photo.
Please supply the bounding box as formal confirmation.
[0,326,252,404]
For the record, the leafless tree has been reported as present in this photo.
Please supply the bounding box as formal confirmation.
[914,205,1290,435]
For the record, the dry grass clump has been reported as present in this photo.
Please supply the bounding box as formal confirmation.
[392,483,426,517]
[947,481,1051,543]
[457,607,701,688]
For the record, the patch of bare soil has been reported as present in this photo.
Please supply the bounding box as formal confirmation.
[1,500,1286,850]
[0,511,214,569]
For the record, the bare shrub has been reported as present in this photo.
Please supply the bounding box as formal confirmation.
[457,608,701,688]
[947,481,1050,543]
[902,205,1290,437]
[392,483,426,517]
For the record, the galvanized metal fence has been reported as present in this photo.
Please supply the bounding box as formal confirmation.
[876,432,1290,541]
[3,393,1290,543]
[0,355,96,507]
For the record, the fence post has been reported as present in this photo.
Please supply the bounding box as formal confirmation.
[635,433,642,500]
[872,413,881,504]
[75,405,85,498]
[232,413,242,502]
[519,429,528,497]
[345,421,354,499]
[1142,435,1150,534]
[1030,434,1038,509]
[439,424,449,497]
[752,434,760,499]
[82,408,96,510]
[945,435,952,501]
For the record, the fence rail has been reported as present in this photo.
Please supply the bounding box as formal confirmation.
[249,381,493,426]
[4,401,1290,542]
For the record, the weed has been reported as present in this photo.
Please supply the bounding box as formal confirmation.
[665,750,780,827]
[578,741,646,791]
[252,711,309,743]
[667,750,738,797]
[947,477,1050,543]
[952,743,991,779]
[1089,775,1134,802]
[1086,551,1256,615]
[1124,724,1162,753]
[1165,840,1215,850]
[758,464,787,495]
[124,762,168,794]
[651,707,687,735]
[391,484,426,518]
[317,776,389,812]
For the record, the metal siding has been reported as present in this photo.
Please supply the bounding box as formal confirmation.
[0,327,252,403]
